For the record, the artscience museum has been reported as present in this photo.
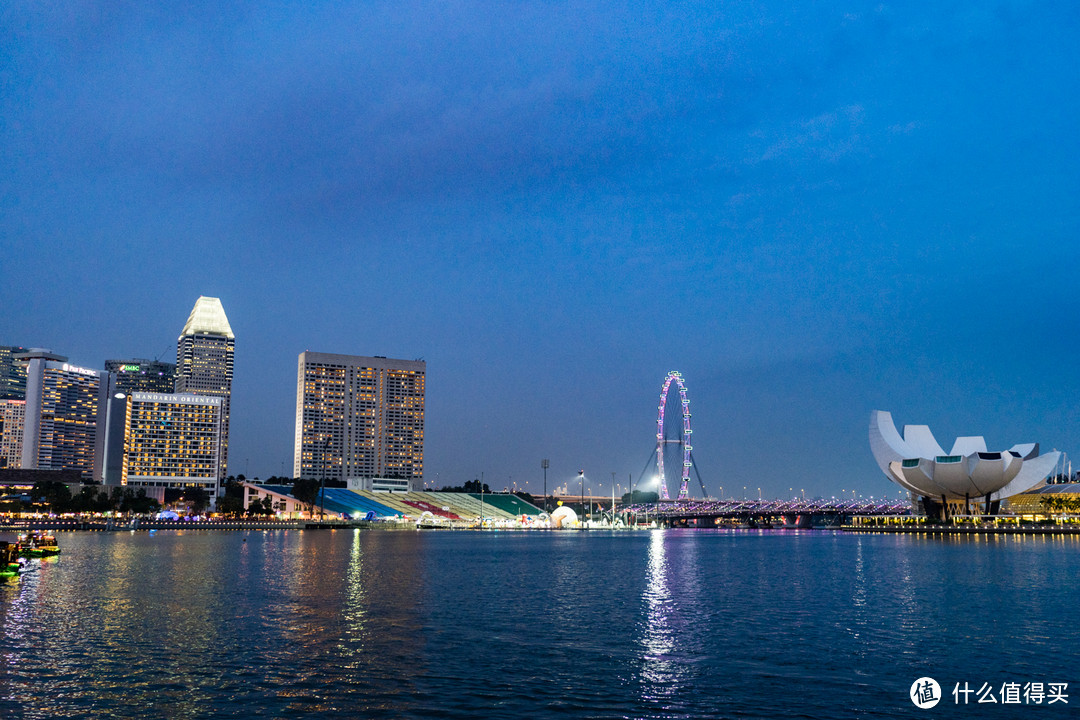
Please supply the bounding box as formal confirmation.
[869,410,1061,520]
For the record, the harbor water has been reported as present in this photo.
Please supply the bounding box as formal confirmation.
[1,528,1077,719]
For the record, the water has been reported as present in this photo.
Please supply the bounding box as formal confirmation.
[1,529,1077,719]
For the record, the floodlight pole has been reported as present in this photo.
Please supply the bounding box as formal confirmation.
[542,459,549,513]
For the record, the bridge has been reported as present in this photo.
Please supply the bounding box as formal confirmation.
[623,498,911,528]
[635,372,911,527]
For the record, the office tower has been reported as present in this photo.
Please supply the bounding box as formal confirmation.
[105,358,176,394]
[0,399,26,468]
[0,345,28,399]
[18,349,110,481]
[174,297,234,481]
[120,392,223,493]
[293,352,425,490]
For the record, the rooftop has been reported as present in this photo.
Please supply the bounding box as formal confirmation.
[180,297,234,339]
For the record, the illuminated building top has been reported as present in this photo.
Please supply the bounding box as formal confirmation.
[180,296,234,339]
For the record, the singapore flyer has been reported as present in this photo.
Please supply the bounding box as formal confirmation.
[656,370,692,500]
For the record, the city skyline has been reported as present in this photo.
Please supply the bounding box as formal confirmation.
[2,3,1078,498]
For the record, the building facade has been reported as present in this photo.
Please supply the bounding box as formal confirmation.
[0,399,26,469]
[241,481,315,518]
[0,345,28,400]
[174,297,234,481]
[869,410,1061,520]
[18,350,110,481]
[120,392,223,493]
[105,358,176,394]
[293,352,425,489]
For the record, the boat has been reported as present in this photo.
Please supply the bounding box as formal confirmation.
[19,531,61,558]
[0,541,27,578]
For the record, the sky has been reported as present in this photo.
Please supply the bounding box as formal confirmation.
[2,1,1078,500]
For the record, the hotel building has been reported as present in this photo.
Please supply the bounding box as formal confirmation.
[119,392,222,493]
[18,349,111,481]
[105,358,176,394]
[174,297,234,481]
[293,352,425,491]
[0,399,25,468]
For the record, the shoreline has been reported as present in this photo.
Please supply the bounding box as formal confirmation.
[842,524,1080,535]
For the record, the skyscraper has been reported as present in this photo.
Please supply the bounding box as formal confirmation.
[18,349,111,481]
[174,297,234,482]
[105,358,176,394]
[0,345,29,400]
[293,352,425,490]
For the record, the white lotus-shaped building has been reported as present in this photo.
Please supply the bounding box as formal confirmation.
[869,411,1061,506]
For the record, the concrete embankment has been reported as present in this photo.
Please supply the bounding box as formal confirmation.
[843,524,1080,535]
[0,519,379,532]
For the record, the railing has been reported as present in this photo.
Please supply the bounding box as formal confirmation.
[623,498,911,518]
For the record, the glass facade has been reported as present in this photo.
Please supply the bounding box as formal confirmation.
[105,358,177,394]
[0,346,28,400]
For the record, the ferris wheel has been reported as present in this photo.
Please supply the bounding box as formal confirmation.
[656,371,693,500]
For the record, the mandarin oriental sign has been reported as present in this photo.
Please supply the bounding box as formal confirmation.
[132,392,221,406]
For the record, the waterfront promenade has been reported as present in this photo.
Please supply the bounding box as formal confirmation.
[0,518,354,532]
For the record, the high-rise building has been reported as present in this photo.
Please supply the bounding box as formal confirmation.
[105,358,176,394]
[18,349,111,481]
[120,392,223,493]
[0,399,26,469]
[0,345,29,400]
[174,297,234,482]
[293,352,425,490]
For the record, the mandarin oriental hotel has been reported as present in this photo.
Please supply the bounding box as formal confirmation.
[119,392,222,492]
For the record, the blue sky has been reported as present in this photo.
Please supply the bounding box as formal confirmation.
[2,1,1078,499]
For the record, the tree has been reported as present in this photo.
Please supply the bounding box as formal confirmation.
[69,486,100,513]
[181,487,210,515]
[462,479,490,493]
[622,490,659,504]
[217,494,245,516]
[31,480,72,513]
[247,496,274,516]
[128,488,161,515]
[291,478,322,514]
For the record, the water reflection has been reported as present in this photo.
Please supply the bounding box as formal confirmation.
[635,530,708,717]
[2,529,1079,719]
[640,530,676,692]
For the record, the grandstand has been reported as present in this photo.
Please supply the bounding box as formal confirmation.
[247,484,544,522]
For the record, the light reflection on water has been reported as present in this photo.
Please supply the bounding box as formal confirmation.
[0,529,1078,719]
[641,529,676,691]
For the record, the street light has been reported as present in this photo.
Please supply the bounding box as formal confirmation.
[579,470,586,530]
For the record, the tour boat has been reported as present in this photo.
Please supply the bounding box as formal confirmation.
[19,531,61,558]
[0,541,26,578]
